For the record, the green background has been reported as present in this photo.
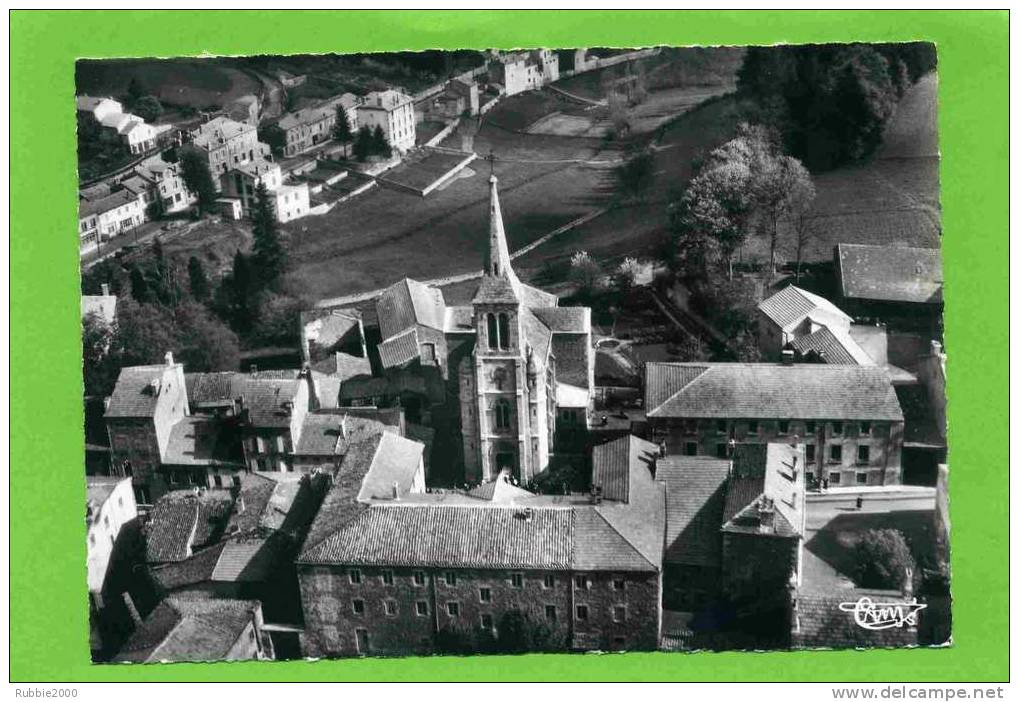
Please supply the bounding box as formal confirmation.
[9,10,1009,682]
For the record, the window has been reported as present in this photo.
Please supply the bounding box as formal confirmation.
[545,605,557,621]
[856,472,868,485]
[857,445,870,465]
[486,313,499,350]
[684,442,697,456]
[444,571,457,586]
[415,601,429,616]
[831,422,844,436]
[575,605,589,621]
[778,420,790,435]
[612,577,625,591]
[384,600,398,616]
[859,421,872,436]
[511,572,524,588]
[613,605,627,623]
[349,569,362,584]
[352,599,364,614]
[806,444,816,463]
[498,313,511,350]
[574,574,588,589]
[355,628,369,655]
[747,420,759,436]
[481,614,494,630]
[446,602,460,617]
[830,445,843,463]
[479,587,491,603]
[495,400,512,430]
[382,570,394,585]
[829,472,842,485]
[543,574,555,589]
[413,571,426,586]
[805,421,816,435]
[716,419,727,434]
[716,443,728,459]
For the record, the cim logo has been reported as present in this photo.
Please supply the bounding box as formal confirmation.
[838,597,927,630]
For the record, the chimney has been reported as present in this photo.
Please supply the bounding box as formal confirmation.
[758,497,775,534]
[101,283,110,296]
[122,592,142,627]
[781,348,795,365]
[164,351,174,367]
[391,481,399,500]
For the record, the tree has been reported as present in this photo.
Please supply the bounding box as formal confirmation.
[250,182,287,291]
[129,265,152,304]
[614,148,656,202]
[134,95,163,123]
[569,250,602,297]
[174,302,241,372]
[791,209,816,283]
[607,90,630,139]
[352,126,373,162]
[113,299,180,368]
[371,124,392,158]
[187,256,210,302]
[82,312,117,397]
[854,529,916,592]
[179,149,218,214]
[126,76,147,108]
[332,104,353,146]
[215,250,257,333]
[613,257,642,297]
[258,124,287,157]
[249,292,302,348]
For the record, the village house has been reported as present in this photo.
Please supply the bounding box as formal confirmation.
[296,432,663,657]
[77,94,171,155]
[134,154,196,214]
[220,156,311,223]
[183,116,267,181]
[357,90,416,153]
[644,362,905,487]
[488,49,559,96]
[86,475,138,658]
[113,597,273,663]
[78,188,146,255]
[226,94,260,126]
[278,93,360,157]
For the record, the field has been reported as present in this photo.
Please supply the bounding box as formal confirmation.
[76,58,262,110]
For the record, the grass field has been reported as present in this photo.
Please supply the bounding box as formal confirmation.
[76,58,262,110]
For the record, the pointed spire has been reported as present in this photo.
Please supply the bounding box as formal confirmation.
[485,175,518,285]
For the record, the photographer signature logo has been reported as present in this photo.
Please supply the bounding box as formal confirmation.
[838,597,927,630]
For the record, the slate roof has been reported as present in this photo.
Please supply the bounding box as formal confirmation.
[114,597,261,663]
[644,363,904,421]
[655,456,731,567]
[758,285,852,331]
[790,325,873,365]
[106,365,180,419]
[378,327,420,369]
[550,330,592,388]
[591,435,659,502]
[162,416,244,467]
[376,278,446,340]
[836,243,943,304]
[145,490,234,563]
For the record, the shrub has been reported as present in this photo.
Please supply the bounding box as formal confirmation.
[853,528,916,591]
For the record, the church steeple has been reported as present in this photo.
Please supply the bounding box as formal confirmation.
[484,175,519,287]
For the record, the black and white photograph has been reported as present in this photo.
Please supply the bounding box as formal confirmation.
[78,43,950,663]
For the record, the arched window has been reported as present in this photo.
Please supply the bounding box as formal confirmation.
[495,400,511,430]
[486,313,499,350]
[498,313,510,350]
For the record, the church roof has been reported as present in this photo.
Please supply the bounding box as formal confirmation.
[376,278,446,341]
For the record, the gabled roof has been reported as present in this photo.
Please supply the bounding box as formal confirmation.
[531,306,590,333]
[836,243,943,304]
[378,327,420,369]
[113,597,261,663]
[162,416,244,467]
[145,489,234,563]
[376,278,446,340]
[467,476,536,503]
[293,412,392,456]
[79,188,139,219]
[758,285,852,331]
[355,432,424,501]
[237,377,303,428]
[790,325,874,365]
[655,456,731,567]
[644,363,903,421]
[105,364,181,419]
[591,435,659,502]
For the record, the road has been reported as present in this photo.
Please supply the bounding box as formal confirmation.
[806,489,936,531]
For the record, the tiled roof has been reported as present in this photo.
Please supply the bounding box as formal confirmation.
[550,331,592,388]
[644,363,904,421]
[184,372,236,407]
[106,365,179,419]
[145,490,233,563]
[210,538,281,583]
[722,477,765,525]
[378,327,420,369]
[376,278,446,340]
[794,590,918,649]
[162,416,244,467]
[790,324,874,365]
[443,306,475,333]
[360,90,413,111]
[114,597,261,663]
[837,243,943,304]
[79,188,139,219]
[655,456,731,567]
[758,285,852,331]
[356,433,424,501]
[237,378,302,428]
[467,476,536,502]
[294,413,391,456]
[531,307,590,333]
[310,352,371,381]
[278,104,336,131]
[303,308,362,353]
[521,308,553,367]
[723,443,805,538]
[190,116,255,150]
[591,435,659,502]
[149,541,225,590]
[723,494,798,537]
[472,274,519,304]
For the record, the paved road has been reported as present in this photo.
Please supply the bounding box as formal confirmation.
[806,491,935,531]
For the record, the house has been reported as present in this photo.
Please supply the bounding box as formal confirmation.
[278,93,359,157]
[296,432,664,657]
[358,90,416,153]
[77,95,124,125]
[77,94,169,154]
[290,412,399,473]
[183,116,267,182]
[656,443,806,626]
[134,154,195,214]
[226,94,260,126]
[113,597,273,663]
[235,372,311,472]
[834,243,943,332]
[488,49,559,96]
[220,156,311,223]
[757,285,865,362]
[644,362,905,486]
[78,188,146,254]
[449,77,480,116]
[300,307,368,371]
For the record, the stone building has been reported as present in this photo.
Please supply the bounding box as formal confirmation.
[757,285,875,364]
[297,431,664,657]
[357,90,416,153]
[183,116,267,181]
[488,49,560,96]
[644,362,905,487]
[278,93,360,157]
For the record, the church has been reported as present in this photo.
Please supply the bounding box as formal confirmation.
[458,175,594,484]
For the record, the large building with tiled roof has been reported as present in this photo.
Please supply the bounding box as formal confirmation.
[644,362,905,486]
[296,432,664,657]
